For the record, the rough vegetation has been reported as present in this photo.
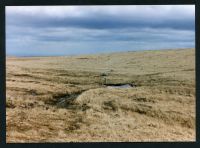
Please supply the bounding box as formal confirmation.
[6,48,195,142]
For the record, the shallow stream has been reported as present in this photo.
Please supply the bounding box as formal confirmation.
[106,84,134,89]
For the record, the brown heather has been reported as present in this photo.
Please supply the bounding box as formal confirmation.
[6,48,195,142]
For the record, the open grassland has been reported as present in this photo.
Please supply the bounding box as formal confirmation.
[6,48,195,142]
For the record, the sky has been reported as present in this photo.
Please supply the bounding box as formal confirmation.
[6,5,195,56]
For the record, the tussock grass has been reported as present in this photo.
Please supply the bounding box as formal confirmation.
[6,48,195,142]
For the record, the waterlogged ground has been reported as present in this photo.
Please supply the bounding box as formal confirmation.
[6,48,195,142]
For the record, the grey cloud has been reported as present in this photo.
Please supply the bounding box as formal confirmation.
[6,5,195,31]
[6,6,195,56]
[6,11,195,31]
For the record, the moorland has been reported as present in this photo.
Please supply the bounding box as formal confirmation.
[6,48,195,142]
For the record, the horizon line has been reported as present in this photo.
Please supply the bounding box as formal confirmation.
[6,47,195,58]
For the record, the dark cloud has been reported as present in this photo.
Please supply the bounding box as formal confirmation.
[6,10,195,31]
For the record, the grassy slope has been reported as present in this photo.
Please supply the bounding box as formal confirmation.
[6,48,195,142]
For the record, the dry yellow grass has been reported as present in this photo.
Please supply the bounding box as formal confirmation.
[6,48,195,142]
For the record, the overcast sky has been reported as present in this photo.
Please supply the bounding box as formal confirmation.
[6,5,195,56]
